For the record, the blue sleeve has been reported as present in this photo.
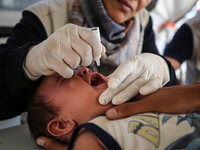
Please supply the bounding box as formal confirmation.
[0,11,47,120]
[141,17,159,54]
[164,24,193,64]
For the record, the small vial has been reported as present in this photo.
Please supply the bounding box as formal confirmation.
[90,27,101,66]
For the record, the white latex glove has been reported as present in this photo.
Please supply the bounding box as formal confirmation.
[24,24,105,80]
[99,53,170,105]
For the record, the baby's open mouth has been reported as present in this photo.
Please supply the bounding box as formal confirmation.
[90,74,107,86]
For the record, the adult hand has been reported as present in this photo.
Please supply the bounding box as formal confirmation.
[24,24,105,80]
[36,136,67,150]
[105,83,200,120]
[99,53,169,105]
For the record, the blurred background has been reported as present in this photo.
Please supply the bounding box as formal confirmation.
[0,0,200,130]
[0,0,40,43]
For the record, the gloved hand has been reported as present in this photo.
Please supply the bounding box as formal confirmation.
[99,53,170,105]
[24,24,105,80]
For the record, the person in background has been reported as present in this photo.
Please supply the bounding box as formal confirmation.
[164,12,200,85]
[0,0,179,149]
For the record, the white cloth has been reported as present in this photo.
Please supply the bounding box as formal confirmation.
[87,113,199,149]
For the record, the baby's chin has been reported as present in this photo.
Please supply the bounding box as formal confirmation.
[101,102,114,115]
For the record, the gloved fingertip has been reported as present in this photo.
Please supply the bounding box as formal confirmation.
[108,80,118,89]
[99,97,108,105]
[93,55,101,61]
[139,87,157,95]
[112,97,124,105]
[62,69,74,78]
[139,89,149,95]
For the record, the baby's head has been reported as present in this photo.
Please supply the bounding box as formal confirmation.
[27,67,113,143]
[27,93,60,142]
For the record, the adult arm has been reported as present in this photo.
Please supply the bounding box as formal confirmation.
[0,11,47,120]
[164,57,180,70]
[0,10,69,150]
[106,82,200,120]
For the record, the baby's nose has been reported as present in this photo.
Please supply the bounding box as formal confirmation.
[76,67,92,77]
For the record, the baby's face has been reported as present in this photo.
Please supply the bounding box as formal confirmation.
[37,67,113,124]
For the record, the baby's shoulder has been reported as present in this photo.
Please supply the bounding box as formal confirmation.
[73,129,107,150]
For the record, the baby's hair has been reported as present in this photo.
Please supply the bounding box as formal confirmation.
[27,92,61,143]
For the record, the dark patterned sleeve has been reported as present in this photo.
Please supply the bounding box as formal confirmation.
[0,11,47,120]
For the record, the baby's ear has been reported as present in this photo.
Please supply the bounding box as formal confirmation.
[47,117,76,137]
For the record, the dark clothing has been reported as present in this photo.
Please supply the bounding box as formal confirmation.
[164,24,193,64]
[0,11,45,120]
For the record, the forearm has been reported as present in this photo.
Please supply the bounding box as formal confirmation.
[161,55,180,86]
[0,43,44,120]
[189,82,200,114]
[165,56,180,70]
[106,82,200,120]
